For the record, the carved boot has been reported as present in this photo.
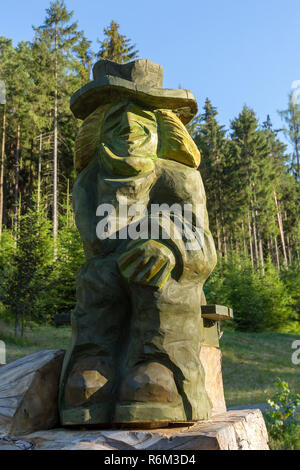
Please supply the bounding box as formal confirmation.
[115,361,186,425]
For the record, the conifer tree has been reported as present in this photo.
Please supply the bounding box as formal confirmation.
[1,193,53,336]
[230,106,273,268]
[194,99,229,257]
[0,3,299,335]
[279,94,300,181]
[32,0,88,246]
[97,20,138,63]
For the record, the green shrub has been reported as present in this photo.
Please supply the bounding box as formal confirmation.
[265,378,300,450]
[205,256,297,332]
[47,216,84,316]
[280,265,300,322]
[0,195,84,332]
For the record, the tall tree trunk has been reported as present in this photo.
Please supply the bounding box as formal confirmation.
[257,223,264,272]
[14,308,20,337]
[294,128,300,181]
[29,139,34,198]
[286,235,292,265]
[216,161,226,259]
[267,238,271,259]
[37,134,42,214]
[223,226,228,260]
[273,191,288,266]
[14,124,21,236]
[251,201,259,265]
[248,212,254,267]
[53,23,59,252]
[284,210,293,264]
[15,265,21,337]
[235,237,240,257]
[0,105,6,238]
[66,178,70,228]
[242,221,247,257]
[252,186,264,271]
[274,236,280,270]
[269,237,275,266]
[21,305,26,338]
[18,193,21,235]
[215,211,222,256]
[229,233,233,253]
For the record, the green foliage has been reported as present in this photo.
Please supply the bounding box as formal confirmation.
[279,94,300,181]
[194,101,299,272]
[0,191,84,331]
[0,3,299,339]
[32,0,92,181]
[49,209,84,315]
[265,378,300,449]
[0,193,53,335]
[280,264,300,321]
[205,256,298,332]
[269,425,300,450]
[97,20,138,63]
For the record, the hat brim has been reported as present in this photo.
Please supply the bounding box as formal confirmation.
[70,75,198,124]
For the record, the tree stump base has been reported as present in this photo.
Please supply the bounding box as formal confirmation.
[0,409,269,450]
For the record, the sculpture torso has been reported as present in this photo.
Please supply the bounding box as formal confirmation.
[73,100,216,282]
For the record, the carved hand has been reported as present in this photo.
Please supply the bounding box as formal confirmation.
[117,239,176,289]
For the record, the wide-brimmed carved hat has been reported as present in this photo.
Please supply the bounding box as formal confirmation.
[70,59,198,125]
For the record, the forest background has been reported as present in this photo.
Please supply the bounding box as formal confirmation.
[0,0,299,337]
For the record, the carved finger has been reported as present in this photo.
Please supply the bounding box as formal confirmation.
[118,253,145,279]
[148,261,173,289]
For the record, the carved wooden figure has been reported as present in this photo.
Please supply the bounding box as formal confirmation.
[59,59,219,427]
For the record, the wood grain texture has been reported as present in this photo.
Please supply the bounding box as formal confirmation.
[0,350,65,435]
[200,346,227,416]
[0,410,269,450]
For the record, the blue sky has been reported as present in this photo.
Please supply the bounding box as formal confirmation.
[1,0,300,139]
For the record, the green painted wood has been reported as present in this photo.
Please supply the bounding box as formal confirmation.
[59,59,217,427]
[70,59,197,124]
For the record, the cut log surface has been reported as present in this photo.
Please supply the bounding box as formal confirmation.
[0,349,269,450]
[0,409,269,450]
[201,305,233,321]
[0,349,65,435]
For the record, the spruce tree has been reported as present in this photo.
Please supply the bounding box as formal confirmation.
[97,20,138,63]
[32,0,88,245]
[1,193,53,336]
[279,94,300,181]
[194,99,228,257]
[230,106,274,268]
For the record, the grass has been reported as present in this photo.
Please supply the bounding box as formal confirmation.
[0,319,299,408]
[268,426,300,450]
[220,328,300,407]
[0,320,71,363]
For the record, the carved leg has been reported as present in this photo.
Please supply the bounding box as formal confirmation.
[59,254,129,425]
[114,279,211,425]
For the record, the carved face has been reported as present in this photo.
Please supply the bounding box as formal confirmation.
[99,101,158,176]
[75,100,201,176]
